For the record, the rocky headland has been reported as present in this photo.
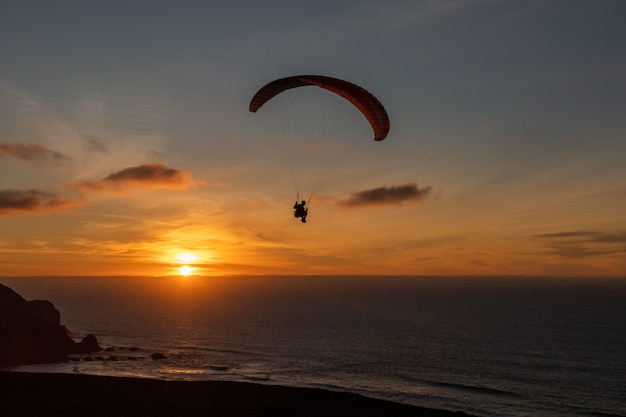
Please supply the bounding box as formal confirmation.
[0,283,101,367]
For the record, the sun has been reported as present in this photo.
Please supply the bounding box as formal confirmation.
[171,251,202,276]
[178,265,195,276]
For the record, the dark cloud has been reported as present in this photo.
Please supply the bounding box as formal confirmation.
[534,231,626,244]
[338,183,432,207]
[82,135,109,153]
[0,142,68,163]
[0,189,83,215]
[68,163,197,194]
[533,230,626,258]
[534,231,598,239]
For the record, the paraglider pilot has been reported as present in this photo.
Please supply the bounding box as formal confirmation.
[294,200,308,223]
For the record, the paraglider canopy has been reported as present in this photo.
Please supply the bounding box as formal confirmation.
[249,75,389,141]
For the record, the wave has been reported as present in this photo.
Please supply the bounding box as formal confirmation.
[232,372,271,382]
[429,381,521,398]
[243,375,271,382]
[393,373,521,399]
[587,412,626,417]
[172,346,262,357]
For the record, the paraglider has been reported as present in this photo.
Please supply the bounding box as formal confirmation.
[293,199,308,223]
[249,75,389,223]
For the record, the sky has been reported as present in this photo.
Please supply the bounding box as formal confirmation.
[1,0,625,278]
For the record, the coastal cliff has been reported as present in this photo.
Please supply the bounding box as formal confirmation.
[0,283,101,367]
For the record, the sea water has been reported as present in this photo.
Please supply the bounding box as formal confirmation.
[3,275,625,417]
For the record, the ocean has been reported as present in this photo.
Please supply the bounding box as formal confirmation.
[3,275,625,417]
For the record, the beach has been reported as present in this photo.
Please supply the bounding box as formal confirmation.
[1,371,471,417]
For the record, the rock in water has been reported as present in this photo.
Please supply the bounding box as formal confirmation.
[75,334,102,354]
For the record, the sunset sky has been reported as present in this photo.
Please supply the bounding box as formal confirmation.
[1,0,625,277]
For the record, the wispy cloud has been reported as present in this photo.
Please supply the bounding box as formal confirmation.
[376,0,500,29]
[533,230,626,258]
[337,183,432,207]
[0,142,69,163]
[81,135,109,153]
[0,189,84,215]
[67,163,198,194]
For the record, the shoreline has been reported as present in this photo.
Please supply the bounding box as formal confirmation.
[1,371,472,417]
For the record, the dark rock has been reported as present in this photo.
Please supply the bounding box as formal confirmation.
[83,356,94,361]
[129,347,140,351]
[27,300,61,326]
[104,347,115,352]
[107,356,119,361]
[0,284,76,366]
[73,334,101,353]
[151,352,166,360]
[94,356,104,361]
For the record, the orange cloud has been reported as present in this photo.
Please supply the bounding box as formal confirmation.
[0,189,84,215]
[68,163,198,194]
[533,230,626,258]
[0,142,68,163]
[338,183,432,207]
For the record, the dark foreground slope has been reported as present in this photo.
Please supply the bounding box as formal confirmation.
[0,372,472,417]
